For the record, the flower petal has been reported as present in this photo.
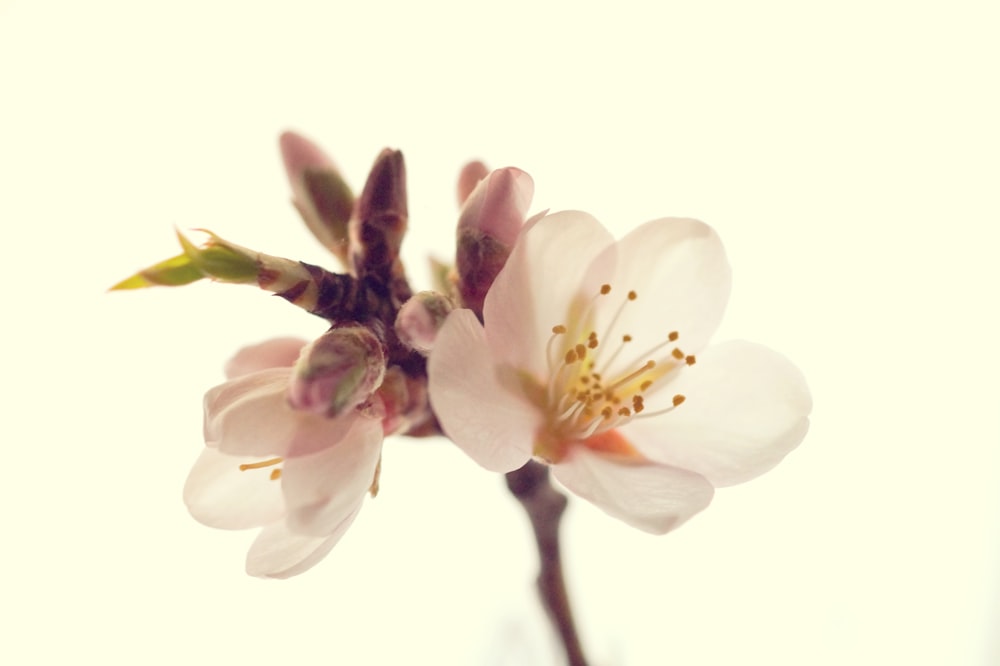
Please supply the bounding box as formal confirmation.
[482,211,615,378]
[281,414,383,536]
[183,448,285,530]
[245,509,360,579]
[552,446,714,534]
[624,340,812,487]
[592,218,730,374]
[204,368,341,457]
[428,308,537,473]
[224,337,306,378]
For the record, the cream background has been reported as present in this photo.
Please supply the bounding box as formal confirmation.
[1,1,997,664]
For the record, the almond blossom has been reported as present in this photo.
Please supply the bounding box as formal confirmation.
[428,211,811,533]
[183,337,384,578]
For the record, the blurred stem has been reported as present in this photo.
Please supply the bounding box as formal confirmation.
[505,461,589,666]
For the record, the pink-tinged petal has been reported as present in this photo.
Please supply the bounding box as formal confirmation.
[624,340,812,487]
[281,415,383,536]
[224,337,306,378]
[592,218,731,376]
[428,309,537,473]
[245,508,360,579]
[204,368,313,456]
[183,448,285,530]
[203,368,289,448]
[553,447,714,534]
[483,211,615,378]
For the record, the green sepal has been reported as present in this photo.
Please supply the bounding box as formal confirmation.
[109,253,204,290]
[177,229,259,283]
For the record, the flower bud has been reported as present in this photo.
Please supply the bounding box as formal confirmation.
[455,167,533,314]
[352,148,408,278]
[456,160,489,206]
[280,131,354,267]
[287,326,386,417]
[395,291,454,354]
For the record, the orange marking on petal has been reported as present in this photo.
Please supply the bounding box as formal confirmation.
[583,429,641,458]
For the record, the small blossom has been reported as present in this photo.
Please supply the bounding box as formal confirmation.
[429,212,811,534]
[183,337,384,578]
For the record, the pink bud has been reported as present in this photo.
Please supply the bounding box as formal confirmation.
[457,167,533,248]
[279,131,354,264]
[455,167,534,315]
[395,291,454,354]
[456,160,489,206]
[287,326,386,417]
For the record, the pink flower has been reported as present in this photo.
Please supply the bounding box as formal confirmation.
[428,212,811,533]
[183,337,383,578]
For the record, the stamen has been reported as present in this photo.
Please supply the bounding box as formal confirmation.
[685,355,697,365]
[628,290,637,300]
[673,394,686,406]
[600,284,611,295]
[239,457,283,471]
[606,360,656,391]
[668,331,679,341]
[269,469,282,481]
[671,348,685,360]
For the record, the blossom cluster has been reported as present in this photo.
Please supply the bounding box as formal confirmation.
[115,132,811,577]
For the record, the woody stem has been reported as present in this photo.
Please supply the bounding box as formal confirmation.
[505,461,589,666]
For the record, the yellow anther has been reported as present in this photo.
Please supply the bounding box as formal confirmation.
[600,284,612,295]
[671,348,685,360]
[668,331,679,341]
[685,355,697,365]
[622,334,632,342]
[672,394,686,406]
[269,469,282,481]
[628,290,637,300]
[552,325,567,334]
[239,457,283,471]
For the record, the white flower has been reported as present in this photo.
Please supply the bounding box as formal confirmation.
[428,212,811,533]
[183,338,383,578]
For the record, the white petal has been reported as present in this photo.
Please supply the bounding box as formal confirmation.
[482,211,615,378]
[281,415,383,536]
[183,448,285,530]
[245,509,360,579]
[593,218,731,375]
[203,368,313,457]
[208,366,361,459]
[428,309,538,473]
[224,337,307,378]
[553,447,714,534]
[624,340,812,487]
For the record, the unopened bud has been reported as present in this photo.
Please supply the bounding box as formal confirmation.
[395,291,454,354]
[287,326,386,417]
[456,160,489,206]
[455,167,533,314]
[280,131,354,267]
[352,149,408,278]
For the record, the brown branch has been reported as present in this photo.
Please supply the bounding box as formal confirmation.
[506,461,590,666]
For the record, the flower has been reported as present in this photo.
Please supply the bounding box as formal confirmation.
[428,211,811,533]
[183,337,384,578]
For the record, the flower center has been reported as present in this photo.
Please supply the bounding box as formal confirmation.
[238,457,283,481]
[534,283,695,462]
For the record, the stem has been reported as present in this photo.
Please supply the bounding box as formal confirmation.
[505,461,590,666]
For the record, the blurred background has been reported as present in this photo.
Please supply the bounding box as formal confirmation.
[1,1,998,664]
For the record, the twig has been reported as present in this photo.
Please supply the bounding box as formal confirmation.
[506,461,590,666]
